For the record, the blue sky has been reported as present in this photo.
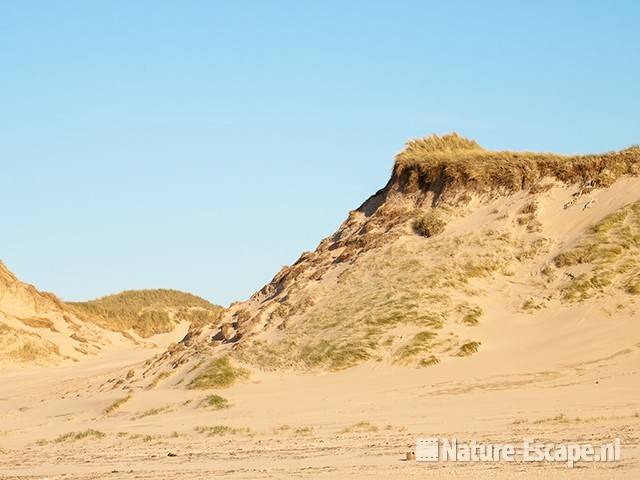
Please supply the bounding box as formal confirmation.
[1,1,639,306]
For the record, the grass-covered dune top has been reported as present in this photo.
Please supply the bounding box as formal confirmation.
[68,289,223,338]
[394,133,640,195]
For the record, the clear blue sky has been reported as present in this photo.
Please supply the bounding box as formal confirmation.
[1,1,639,306]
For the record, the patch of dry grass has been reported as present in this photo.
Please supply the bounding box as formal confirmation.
[393,331,436,365]
[0,324,60,363]
[200,394,230,410]
[413,211,447,237]
[17,317,58,332]
[194,425,250,436]
[395,133,640,195]
[456,341,481,357]
[104,394,132,415]
[235,228,539,372]
[340,421,379,434]
[54,429,106,443]
[131,405,173,420]
[188,357,249,389]
[147,370,173,389]
[68,289,223,338]
[554,202,640,301]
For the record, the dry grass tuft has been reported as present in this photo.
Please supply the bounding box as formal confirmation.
[456,341,481,357]
[340,421,379,434]
[131,405,173,420]
[200,394,230,410]
[104,394,132,415]
[413,211,447,237]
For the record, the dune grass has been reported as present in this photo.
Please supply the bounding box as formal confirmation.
[413,211,447,237]
[456,341,481,357]
[188,357,249,389]
[68,289,222,338]
[200,394,230,410]
[194,425,250,436]
[131,405,173,420]
[235,228,537,372]
[554,201,640,301]
[104,394,132,415]
[340,421,379,434]
[395,133,640,195]
[0,324,60,363]
[17,317,58,332]
[393,331,436,365]
[54,429,106,443]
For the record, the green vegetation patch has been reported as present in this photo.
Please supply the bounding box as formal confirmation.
[188,357,250,389]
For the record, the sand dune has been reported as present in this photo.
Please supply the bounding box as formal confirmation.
[2,135,639,478]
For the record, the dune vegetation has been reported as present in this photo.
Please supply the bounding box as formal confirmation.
[188,357,250,389]
[394,133,640,195]
[554,201,640,301]
[68,289,222,338]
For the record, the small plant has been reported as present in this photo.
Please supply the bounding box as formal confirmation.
[194,425,249,436]
[418,355,440,367]
[413,211,447,238]
[456,341,481,357]
[519,201,538,215]
[521,298,542,311]
[393,331,436,365]
[340,421,378,434]
[273,425,292,433]
[147,371,172,389]
[201,394,230,410]
[54,429,106,443]
[104,394,132,415]
[533,413,570,425]
[131,405,172,420]
[293,426,314,436]
[188,357,250,389]
[457,304,482,325]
